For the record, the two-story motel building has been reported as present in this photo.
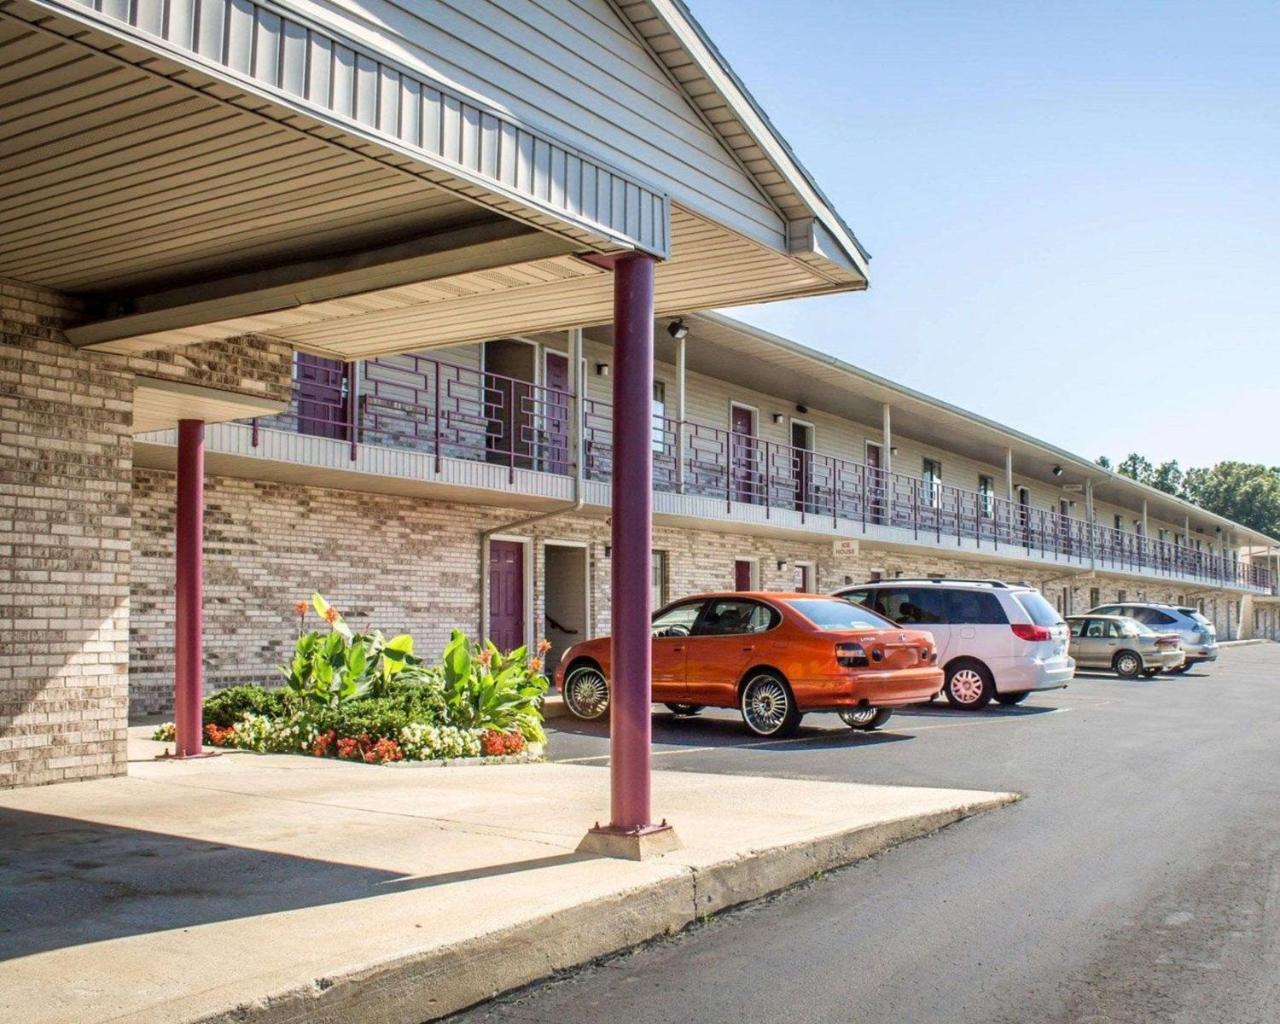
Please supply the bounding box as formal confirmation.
[3,0,1275,797]
[126,311,1280,716]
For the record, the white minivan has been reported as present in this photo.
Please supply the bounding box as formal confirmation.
[834,579,1075,709]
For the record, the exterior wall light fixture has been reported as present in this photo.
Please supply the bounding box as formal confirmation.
[595,362,610,377]
[667,319,689,340]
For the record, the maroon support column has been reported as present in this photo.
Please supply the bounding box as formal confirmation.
[174,419,205,757]
[609,253,657,831]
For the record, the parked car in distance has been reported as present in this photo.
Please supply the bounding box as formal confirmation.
[1087,603,1217,673]
[1066,615,1185,678]
[834,578,1074,709]
[555,592,943,737]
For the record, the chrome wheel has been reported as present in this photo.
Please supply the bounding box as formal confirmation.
[564,666,609,720]
[1115,652,1142,678]
[741,674,795,736]
[949,668,986,705]
[839,707,879,728]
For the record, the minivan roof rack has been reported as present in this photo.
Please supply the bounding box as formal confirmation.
[857,578,1014,588]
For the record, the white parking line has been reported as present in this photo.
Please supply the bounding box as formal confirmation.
[554,707,1073,762]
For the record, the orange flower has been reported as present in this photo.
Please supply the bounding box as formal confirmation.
[536,638,552,655]
[294,600,308,616]
[478,648,493,669]
[323,606,339,625]
[529,657,543,674]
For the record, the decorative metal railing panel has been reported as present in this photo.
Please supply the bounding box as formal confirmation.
[251,354,1274,594]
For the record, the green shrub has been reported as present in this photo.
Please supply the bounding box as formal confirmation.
[203,685,292,727]
[439,630,549,736]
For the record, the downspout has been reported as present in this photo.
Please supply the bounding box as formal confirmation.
[480,327,586,643]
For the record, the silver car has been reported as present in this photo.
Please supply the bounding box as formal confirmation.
[1088,603,1217,672]
[1066,615,1184,677]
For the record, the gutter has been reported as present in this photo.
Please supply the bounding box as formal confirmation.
[479,328,585,644]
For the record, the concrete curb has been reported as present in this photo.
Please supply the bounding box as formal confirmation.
[192,792,1019,1024]
[1219,639,1270,648]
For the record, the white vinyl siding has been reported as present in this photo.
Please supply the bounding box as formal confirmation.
[290,0,786,250]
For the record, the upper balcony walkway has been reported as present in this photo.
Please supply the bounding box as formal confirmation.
[151,351,1273,595]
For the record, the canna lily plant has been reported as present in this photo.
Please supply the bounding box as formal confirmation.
[281,594,419,708]
[440,629,550,739]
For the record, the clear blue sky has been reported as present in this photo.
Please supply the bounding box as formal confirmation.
[700,0,1279,469]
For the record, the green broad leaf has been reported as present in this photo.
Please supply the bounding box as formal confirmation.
[346,645,368,679]
[385,634,414,658]
[311,593,332,620]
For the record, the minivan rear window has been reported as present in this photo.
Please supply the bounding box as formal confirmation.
[1013,591,1064,627]
[1177,608,1213,627]
[940,589,1008,625]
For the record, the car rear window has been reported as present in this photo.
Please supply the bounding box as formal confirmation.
[1013,591,1064,627]
[1131,607,1177,626]
[1177,607,1213,627]
[787,599,895,631]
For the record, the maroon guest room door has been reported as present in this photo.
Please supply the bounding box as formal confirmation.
[543,351,569,473]
[295,353,349,439]
[488,540,524,653]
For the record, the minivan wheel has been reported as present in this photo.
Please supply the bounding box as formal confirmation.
[839,707,894,731]
[995,690,1030,706]
[740,672,802,737]
[1113,651,1143,679]
[664,703,705,717]
[563,664,610,720]
[945,662,994,709]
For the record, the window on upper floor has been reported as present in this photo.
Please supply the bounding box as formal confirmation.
[978,475,994,517]
[651,381,667,455]
[923,458,942,507]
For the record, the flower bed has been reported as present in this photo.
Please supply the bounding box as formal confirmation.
[153,595,550,765]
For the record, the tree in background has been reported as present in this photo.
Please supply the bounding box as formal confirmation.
[1095,454,1280,539]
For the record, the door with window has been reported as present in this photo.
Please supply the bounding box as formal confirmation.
[295,353,350,439]
[866,442,884,523]
[488,540,524,653]
[649,599,702,701]
[791,421,814,512]
[730,405,757,503]
[684,598,778,705]
[1018,487,1032,542]
[542,351,569,474]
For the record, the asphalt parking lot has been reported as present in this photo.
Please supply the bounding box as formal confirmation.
[455,643,1280,1024]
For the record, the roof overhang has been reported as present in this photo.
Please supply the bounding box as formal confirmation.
[589,312,1277,548]
[3,0,869,355]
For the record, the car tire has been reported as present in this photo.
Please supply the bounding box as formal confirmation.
[838,707,894,730]
[563,663,610,720]
[995,690,1030,706]
[1113,651,1143,679]
[664,703,705,716]
[944,661,994,709]
[740,671,802,738]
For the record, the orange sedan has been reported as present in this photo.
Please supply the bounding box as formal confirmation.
[554,592,943,737]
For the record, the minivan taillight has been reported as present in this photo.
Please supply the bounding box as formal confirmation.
[1010,623,1052,642]
[836,642,868,668]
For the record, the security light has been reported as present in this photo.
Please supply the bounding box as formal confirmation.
[595,362,609,377]
[795,404,809,414]
[667,319,688,341]
[1052,465,1064,477]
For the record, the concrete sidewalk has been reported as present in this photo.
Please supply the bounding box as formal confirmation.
[0,728,1015,1024]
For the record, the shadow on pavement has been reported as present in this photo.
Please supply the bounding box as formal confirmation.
[0,808,589,961]
[550,711,914,751]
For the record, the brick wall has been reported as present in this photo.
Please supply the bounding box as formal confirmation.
[0,280,133,788]
[128,336,294,405]
[129,469,1243,715]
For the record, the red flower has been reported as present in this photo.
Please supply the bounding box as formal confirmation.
[311,730,337,757]
[204,723,236,747]
[363,738,404,765]
[294,600,308,616]
[481,729,526,757]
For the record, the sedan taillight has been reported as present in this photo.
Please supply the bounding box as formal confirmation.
[1010,623,1052,642]
[836,642,868,668]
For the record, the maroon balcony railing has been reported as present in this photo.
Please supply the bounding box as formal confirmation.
[251,353,1275,594]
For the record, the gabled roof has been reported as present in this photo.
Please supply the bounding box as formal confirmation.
[617,0,870,281]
